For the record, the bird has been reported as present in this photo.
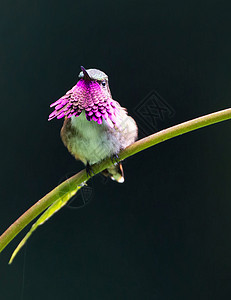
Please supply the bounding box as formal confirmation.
[48,66,138,183]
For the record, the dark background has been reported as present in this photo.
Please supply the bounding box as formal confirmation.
[1,0,231,299]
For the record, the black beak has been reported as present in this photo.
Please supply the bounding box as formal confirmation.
[80,66,91,81]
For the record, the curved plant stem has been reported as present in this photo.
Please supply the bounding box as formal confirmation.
[0,108,231,255]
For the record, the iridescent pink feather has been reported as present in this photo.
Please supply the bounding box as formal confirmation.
[48,79,118,128]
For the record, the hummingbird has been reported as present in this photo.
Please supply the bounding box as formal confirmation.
[48,66,138,183]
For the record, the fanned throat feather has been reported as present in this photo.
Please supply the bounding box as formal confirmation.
[48,79,119,128]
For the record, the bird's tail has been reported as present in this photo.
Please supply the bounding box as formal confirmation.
[101,162,124,183]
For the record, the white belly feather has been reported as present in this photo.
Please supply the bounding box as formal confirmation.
[69,111,137,165]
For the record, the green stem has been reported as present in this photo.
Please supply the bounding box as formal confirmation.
[0,108,231,254]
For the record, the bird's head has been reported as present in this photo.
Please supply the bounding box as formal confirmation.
[48,66,118,127]
[78,66,112,97]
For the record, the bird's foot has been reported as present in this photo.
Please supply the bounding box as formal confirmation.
[86,162,95,178]
[111,154,120,165]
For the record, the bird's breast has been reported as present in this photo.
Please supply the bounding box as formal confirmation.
[62,111,122,165]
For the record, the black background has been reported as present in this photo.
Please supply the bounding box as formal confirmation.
[1,1,231,299]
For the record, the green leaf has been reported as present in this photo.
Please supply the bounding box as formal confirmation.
[9,184,82,264]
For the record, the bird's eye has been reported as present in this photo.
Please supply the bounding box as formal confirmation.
[101,81,106,87]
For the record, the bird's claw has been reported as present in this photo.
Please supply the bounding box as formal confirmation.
[111,154,120,165]
[86,162,95,178]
